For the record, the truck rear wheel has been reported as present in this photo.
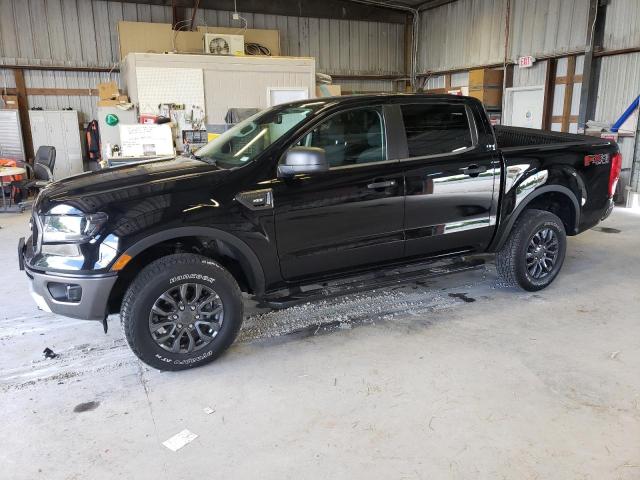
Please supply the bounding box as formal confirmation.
[120,253,243,371]
[496,209,567,291]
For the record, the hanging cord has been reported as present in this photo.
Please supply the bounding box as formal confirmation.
[244,43,271,56]
[172,19,193,53]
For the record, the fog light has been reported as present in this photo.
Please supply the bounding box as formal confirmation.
[47,282,82,303]
[66,285,82,302]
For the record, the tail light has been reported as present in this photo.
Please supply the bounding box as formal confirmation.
[609,152,622,198]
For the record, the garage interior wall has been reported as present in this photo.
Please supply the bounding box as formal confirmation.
[0,0,405,122]
[593,0,640,191]
[417,0,640,196]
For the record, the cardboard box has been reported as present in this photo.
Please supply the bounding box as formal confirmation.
[0,95,19,109]
[316,84,342,97]
[469,68,504,88]
[468,87,502,109]
[97,95,129,107]
[175,31,206,54]
[198,26,280,56]
[97,81,120,100]
[118,21,173,59]
[468,68,503,108]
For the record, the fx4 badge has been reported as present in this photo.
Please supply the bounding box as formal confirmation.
[584,154,609,167]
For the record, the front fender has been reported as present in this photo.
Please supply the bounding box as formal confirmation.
[118,226,266,295]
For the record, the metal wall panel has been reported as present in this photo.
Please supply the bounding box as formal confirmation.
[509,0,589,60]
[0,0,404,76]
[512,60,547,88]
[418,0,507,72]
[418,0,590,73]
[603,0,640,50]
[594,53,640,190]
[0,0,404,122]
[338,79,397,93]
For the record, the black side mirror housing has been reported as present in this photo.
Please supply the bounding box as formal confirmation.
[278,147,328,178]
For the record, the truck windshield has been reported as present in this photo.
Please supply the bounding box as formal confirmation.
[195,103,324,168]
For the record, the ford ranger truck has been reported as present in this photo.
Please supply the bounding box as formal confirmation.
[19,94,621,370]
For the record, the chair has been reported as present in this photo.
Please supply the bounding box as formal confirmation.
[11,146,56,211]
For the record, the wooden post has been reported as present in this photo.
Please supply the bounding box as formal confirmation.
[13,69,34,161]
[542,58,556,130]
[561,56,576,132]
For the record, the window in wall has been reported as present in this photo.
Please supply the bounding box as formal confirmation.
[298,107,386,168]
[400,103,473,157]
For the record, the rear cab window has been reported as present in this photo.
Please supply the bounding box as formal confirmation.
[400,103,475,158]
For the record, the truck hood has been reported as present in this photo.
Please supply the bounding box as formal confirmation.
[39,157,223,202]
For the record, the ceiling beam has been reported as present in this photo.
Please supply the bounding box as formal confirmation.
[95,0,408,23]
[417,0,458,11]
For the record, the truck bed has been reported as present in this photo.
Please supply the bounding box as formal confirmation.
[494,125,594,150]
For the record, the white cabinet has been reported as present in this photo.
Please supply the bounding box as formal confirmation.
[29,110,84,180]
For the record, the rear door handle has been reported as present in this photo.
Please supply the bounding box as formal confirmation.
[367,180,396,189]
[459,164,487,177]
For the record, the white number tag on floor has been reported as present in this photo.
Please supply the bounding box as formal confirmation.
[162,429,198,451]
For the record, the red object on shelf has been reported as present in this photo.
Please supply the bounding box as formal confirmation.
[139,114,158,124]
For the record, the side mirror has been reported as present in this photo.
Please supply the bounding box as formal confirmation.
[278,147,328,177]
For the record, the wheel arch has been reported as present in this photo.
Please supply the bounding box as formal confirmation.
[492,185,580,252]
[108,227,266,313]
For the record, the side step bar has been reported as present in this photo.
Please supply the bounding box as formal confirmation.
[259,256,485,309]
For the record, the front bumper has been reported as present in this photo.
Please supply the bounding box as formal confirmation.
[20,238,118,321]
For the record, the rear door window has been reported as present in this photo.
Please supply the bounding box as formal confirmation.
[400,103,473,158]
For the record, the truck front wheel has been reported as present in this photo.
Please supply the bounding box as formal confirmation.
[120,253,243,371]
[496,209,567,291]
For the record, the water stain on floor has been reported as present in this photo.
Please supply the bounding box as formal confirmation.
[73,401,100,413]
[448,292,476,303]
[592,227,621,234]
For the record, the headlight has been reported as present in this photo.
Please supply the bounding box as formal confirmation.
[41,205,108,244]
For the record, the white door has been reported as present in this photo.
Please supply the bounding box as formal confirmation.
[61,111,83,177]
[47,112,69,180]
[504,86,545,129]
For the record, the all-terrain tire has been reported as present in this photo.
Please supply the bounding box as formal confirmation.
[496,209,567,291]
[121,253,243,371]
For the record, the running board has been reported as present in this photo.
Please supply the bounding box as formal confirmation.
[259,256,485,309]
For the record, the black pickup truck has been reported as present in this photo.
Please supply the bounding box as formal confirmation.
[19,94,621,370]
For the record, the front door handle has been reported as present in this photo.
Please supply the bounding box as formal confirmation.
[367,180,396,189]
[459,164,487,177]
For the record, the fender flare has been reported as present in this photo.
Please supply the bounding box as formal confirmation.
[493,185,580,252]
[121,227,266,294]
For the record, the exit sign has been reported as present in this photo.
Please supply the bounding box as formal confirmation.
[518,55,535,68]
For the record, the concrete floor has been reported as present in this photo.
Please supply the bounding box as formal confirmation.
[1,209,639,479]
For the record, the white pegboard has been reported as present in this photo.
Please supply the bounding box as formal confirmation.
[136,67,205,115]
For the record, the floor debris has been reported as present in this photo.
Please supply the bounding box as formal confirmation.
[203,407,215,415]
[42,347,57,359]
[162,429,198,452]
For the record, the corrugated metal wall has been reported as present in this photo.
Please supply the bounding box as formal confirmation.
[0,0,404,122]
[594,53,640,191]
[418,0,506,72]
[418,0,590,73]
[593,0,640,192]
[0,0,404,73]
[602,0,640,50]
[508,0,589,60]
